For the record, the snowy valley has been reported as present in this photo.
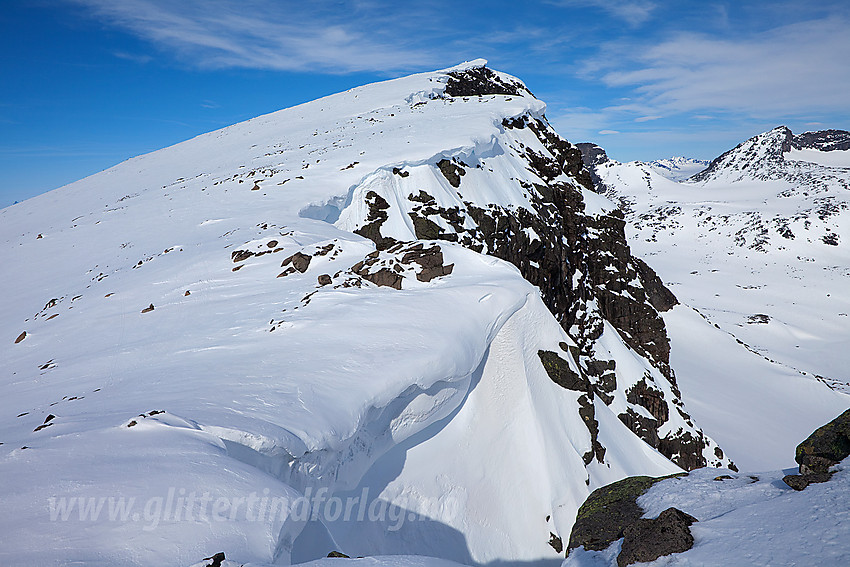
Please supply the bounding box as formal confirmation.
[1,62,848,567]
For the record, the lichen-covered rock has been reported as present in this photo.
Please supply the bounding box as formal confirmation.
[568,475,678,553]
[795,407,850,474]
[617,507,697,567]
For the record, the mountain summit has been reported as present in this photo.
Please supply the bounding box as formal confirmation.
[0,61,733,566]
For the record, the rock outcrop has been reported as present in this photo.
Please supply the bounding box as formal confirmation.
[341,64,728,470]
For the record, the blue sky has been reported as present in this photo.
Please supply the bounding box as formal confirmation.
[2,1,849,206]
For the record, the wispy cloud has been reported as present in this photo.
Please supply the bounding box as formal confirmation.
[593,16,850,119]
[66,0,438,73]
[548,0,657,26]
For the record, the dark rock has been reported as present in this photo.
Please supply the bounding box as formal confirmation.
[568,475,682,552]
[354,191,396,250]
[15,331,27,344]
[444,65,530,97]
[231,249,254,263]
[626,378,668,424]
[795,407,850,474]
[362,268,403,290]
[282,252,312,273]
[267,240,279,248]
[437,159,465,188]
[548,533,563,554]
[578,394,605,464]
[392,167,410,177]
[633,258,678,312]
[141,304,155,314]
[713,475,734,481]
[203,552,226,567]
[538,350,589,392]
[327,551,350,558]
[318,274,332,286]
[783,472,833,491]
[791,129,850,152]
[617,507,697,567]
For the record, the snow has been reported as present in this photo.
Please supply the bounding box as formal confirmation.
[0,63,684,567]
[593,134,850,470]
[565,459,850,567]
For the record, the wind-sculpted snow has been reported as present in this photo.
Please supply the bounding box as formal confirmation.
[585,127,850,470]
[1,61,721,566]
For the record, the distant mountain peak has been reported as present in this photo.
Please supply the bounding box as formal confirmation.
[692,126,850,183]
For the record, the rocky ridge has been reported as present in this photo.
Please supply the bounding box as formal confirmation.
[338,65,729,470]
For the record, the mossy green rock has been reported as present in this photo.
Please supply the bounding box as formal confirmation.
[567,474,684,553]
[795,407,850,473]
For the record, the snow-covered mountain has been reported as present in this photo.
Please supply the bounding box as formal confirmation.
[579,127,850,471]
[646,157,709,182]
[0,61,735,567]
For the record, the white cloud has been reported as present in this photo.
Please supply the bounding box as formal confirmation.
[66,0,437,73]
[595,17,850,118]
[598,129,620,135]
[635,115,662,122]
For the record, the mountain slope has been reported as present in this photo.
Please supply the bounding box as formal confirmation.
[579,128,850,470]
[0,61,724,567]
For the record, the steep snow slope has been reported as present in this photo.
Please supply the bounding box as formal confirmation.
[0,61,709,567]
[581,128,850,470]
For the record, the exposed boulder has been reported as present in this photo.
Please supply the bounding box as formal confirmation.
[617,507,697,567]
[796,407,850,474]
[568,475,674,552]
[784,407,850,489]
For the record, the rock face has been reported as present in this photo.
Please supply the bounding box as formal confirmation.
[784,407,850,490]
[341,65,728,469]
[617,507,697,567]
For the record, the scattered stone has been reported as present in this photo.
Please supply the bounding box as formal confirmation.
[251,183,260,191]
[327,551,350,558]
[282,252,312,273]
[231,250,254,263]
[232,265,244,272]
[618,507,698,567]
[141,304,155,314]
[747,314,771,324]
[15,331,27,344]
[318,274,332,286]
[267,240,279,248]
[713,475,734,481]
[37,234,43,239]
[127,420,137,428]
[184,290,191,296]
[392,167,410,177]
